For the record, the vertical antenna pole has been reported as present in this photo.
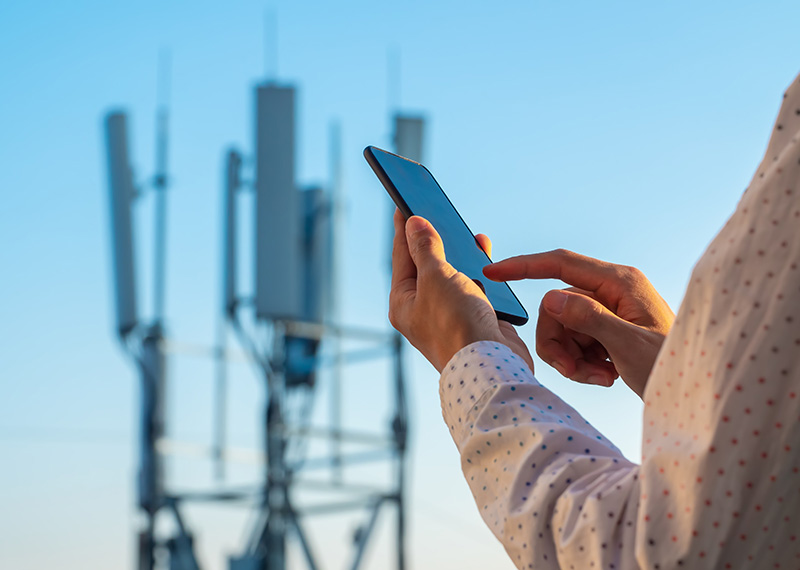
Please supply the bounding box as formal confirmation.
[215,149,241,482]
[138,329,166,570]
[153,49,171,325]
[266,326,288,570]
[387,47,401,115]
[329,122,344,482]
[390,115,420,570]
[387,49,402,272]
[213,317,228,482]
[265,8,278,81]
[394,333,408,570]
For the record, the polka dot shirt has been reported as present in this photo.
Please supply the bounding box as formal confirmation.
[439,74,800,570]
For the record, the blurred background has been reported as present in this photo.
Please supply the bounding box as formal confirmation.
[1,1,799,568]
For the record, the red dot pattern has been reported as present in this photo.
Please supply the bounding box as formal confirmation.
[639,75,800,568]
[438,73,800,570]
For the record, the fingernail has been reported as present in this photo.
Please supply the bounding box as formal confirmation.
[587,374,607,385]
[543,291,568,315]
[406,216,427,235]
[551,361,567,376]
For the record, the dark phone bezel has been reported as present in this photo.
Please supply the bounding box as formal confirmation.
[364,145,529,326]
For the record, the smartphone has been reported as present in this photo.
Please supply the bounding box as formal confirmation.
[364,145,528,326]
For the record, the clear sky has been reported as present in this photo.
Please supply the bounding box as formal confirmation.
[1,1,799,568]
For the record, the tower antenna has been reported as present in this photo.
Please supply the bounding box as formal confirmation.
[265,7,278,81]
[153,48,171,324]
[388,46,401,112]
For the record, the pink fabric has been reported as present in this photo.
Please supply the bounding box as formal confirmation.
[439,74,800,569]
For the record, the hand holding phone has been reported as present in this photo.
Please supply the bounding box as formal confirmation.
[388,208,534,372]
[364,146,528,325]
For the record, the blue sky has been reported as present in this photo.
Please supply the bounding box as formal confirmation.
[1,1,799,568]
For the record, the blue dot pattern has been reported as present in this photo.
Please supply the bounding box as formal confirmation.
[440,342,639,569]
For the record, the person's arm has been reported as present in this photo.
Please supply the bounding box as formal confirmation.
[440,341,641,569]
[390,70,800,566]
[389,212,652,568]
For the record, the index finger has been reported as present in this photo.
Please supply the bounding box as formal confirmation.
[391,208,416,289]
[482,249,617,293]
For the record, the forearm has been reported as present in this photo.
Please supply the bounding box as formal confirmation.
[441,342,640,569]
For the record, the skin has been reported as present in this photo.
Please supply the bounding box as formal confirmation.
[484,249,674,399]
[389,210,533,372]
[389,210,674,400]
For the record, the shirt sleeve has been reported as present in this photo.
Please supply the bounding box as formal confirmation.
[634,74,800,568]
[440,342,642,570]
[439,73,800,570]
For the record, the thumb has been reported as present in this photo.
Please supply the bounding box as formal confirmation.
[542,290,639,353]
[405,216,448,273]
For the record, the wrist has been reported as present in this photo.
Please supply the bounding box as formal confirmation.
[442,330,504,369]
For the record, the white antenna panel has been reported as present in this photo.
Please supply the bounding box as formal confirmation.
[254,84,302,321]
[104,111,138,337]
[393,115,425,162]
[300,187,331,323]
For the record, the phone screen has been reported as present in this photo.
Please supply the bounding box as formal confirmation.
[365,146,528,326]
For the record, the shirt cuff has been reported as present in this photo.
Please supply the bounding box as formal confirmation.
[439,341,538,447]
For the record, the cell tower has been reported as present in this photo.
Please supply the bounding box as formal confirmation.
[105,73,425,568]
[104,107,202,570]
[221,82,414,570]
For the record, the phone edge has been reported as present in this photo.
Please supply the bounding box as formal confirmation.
[363,145,529,326]
[364,146,414,219]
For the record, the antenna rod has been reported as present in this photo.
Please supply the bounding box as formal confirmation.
[153,49,171,325]
[388,47,400,113]
[265,8,278,81]
[214,149,242,482]
[212,316,228,482]
[329,121,344,482]
[329,121,343,325]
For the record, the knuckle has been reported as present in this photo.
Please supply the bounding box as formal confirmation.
[609,263,629,282]
[387,296,406,330]
[551,248,573,260]
[535,343,549,361]
[612,264,644,287]
[411,235,437,255]
[620,265,644,282]
[387,307,399,329]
